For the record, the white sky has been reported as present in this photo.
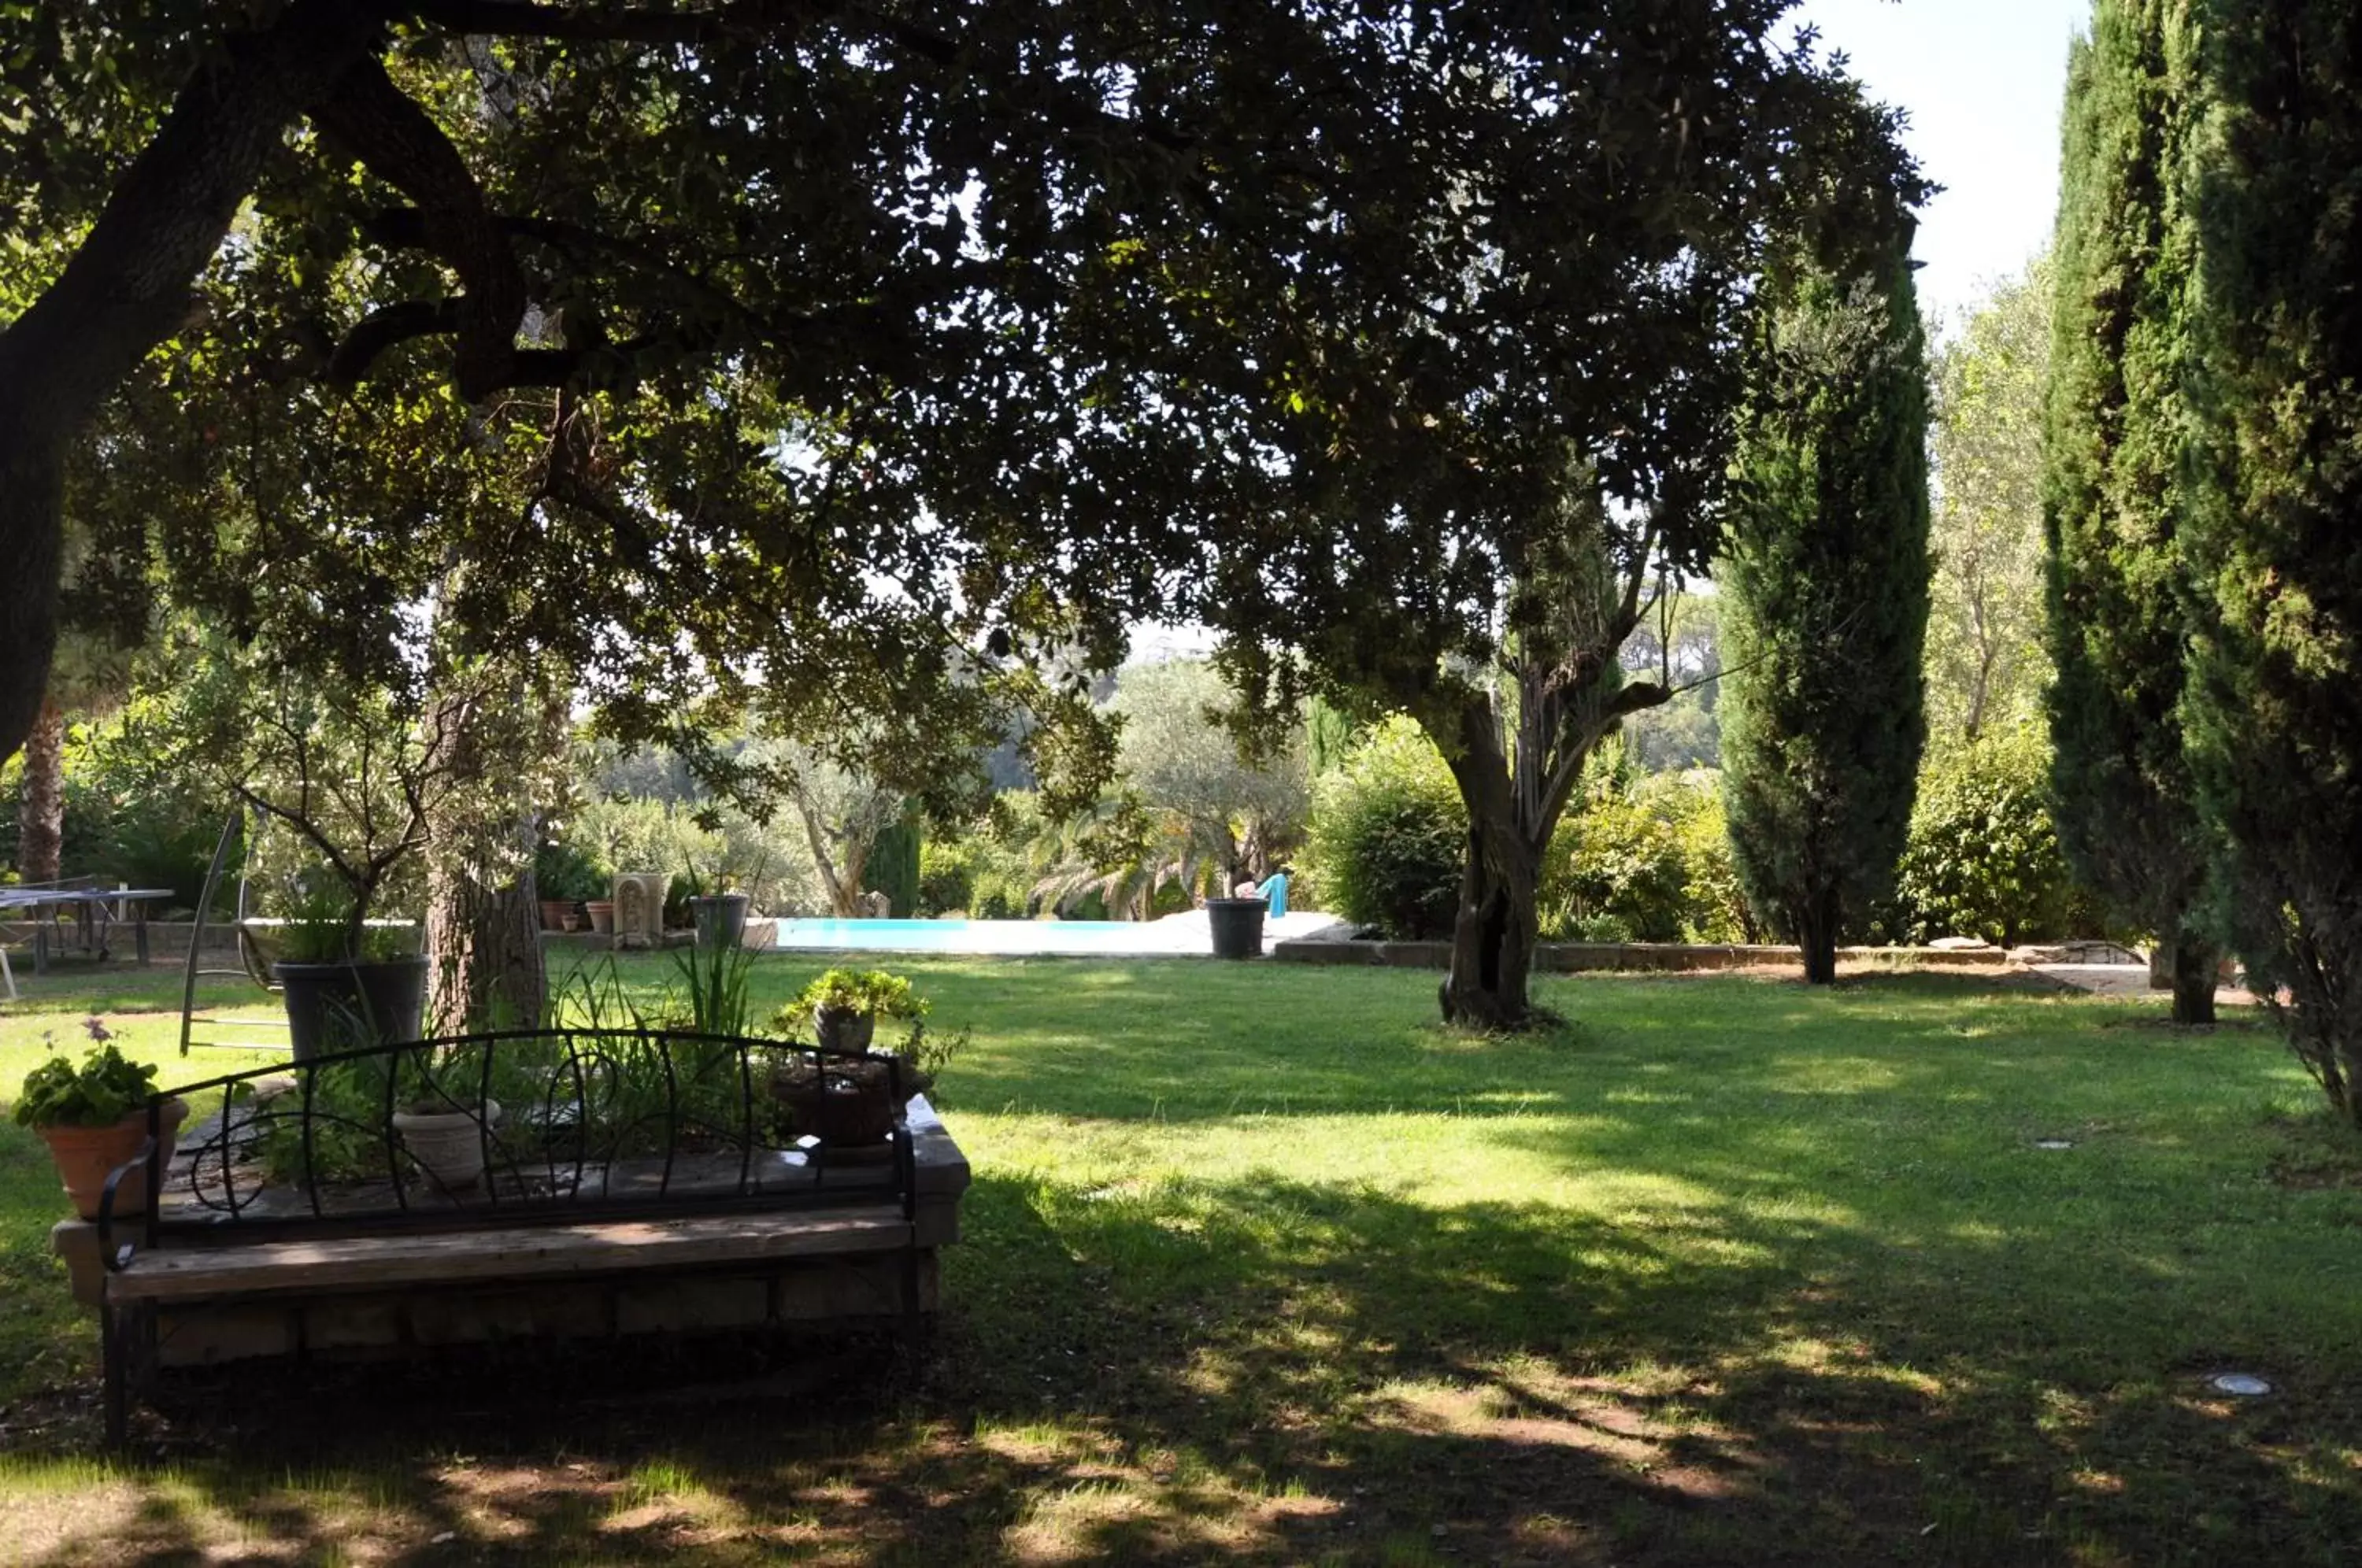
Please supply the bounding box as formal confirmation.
[1793,0,2090,327]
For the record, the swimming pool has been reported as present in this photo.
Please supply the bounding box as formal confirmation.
[765,911,1344,958]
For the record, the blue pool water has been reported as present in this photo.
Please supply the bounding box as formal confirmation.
[768,916,1212,956]
[765,912,1349,957]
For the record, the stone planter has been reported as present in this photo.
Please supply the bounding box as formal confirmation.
[393,1100,502,1190]
[612,872,669,949]
[36,1099,189,1220]
[813,1004,876,1055]
[772,1060,897,1145]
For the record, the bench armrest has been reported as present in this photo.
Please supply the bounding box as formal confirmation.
[95,1134,159,1274]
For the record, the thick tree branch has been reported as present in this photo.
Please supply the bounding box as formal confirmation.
[309,55,527,400]
[0,0,394,764]
[405,0,812,46]
[326,298,465,386]
[364,206,781,342]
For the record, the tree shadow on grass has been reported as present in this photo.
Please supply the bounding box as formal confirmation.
[19,1167,2362,1566]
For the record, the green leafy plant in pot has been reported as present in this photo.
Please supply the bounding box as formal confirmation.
[533,838,603,930]
[13,1022,187,1220]
[765,970,964,1145]
[269,873,428,1063]
[776,967,924,1055]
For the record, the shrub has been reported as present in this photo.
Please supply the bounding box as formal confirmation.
[918,823,1035,918]
[916,839,976,916]
[1304,717,1464,939]
[533,838,605,904]
[1541,784,1689,943]
[2,703,239,911]
[1891,726,2080,947]
[1660,775,1756,944]
[773,967,926,1029]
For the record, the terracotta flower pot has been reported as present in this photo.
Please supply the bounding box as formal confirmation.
[539,899,574,930]
[586,900,616,935]
[37,1099,189,1221]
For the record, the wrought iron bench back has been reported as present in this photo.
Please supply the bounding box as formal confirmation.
[103,1027,916,1263]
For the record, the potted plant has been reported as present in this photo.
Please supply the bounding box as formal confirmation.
[271,875,428,1063]
[391,1089,502,1192]
[372,1046,499,1191]
[534,840,602,931]
[764,969,961,1145]
[776,967,924,1053]
[13,1026,187,1220]
[687,856,763,950]
[203,676,448,1062]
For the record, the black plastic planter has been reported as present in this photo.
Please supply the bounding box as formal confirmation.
[1205,897,1267,960]
[274,956,430,1062]
[691,892,752,949]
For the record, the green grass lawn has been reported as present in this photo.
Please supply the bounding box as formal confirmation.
[3,952,2360,1564]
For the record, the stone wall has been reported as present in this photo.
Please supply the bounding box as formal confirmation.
[1271,939,2013,972]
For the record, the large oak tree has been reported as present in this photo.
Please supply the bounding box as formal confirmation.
[1205,8,1923,1024]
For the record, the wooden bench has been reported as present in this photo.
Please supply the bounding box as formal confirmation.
[78,1027,966,1444]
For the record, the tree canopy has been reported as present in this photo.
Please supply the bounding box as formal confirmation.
[8,0,1724,771]
[1928,258,2053,747]
[1110,658,1308,889]
[1198,8,1923,1023]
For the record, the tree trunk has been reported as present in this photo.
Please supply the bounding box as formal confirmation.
[15,697,65,883]
[428,850,544,1035]
[798,797,869,919]
[420,678,554,1034]
[0,2,383,763]
[2171,937,2218,1026]
[1440,817,1542,1029]
[1796,886,1842,985]
[0,452,65,770]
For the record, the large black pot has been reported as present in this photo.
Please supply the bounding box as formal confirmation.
[1205,897,1268,960]
[690,892,752,949]
[274,956,430,1062]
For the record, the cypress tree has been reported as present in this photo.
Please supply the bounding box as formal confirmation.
[868,808,923,919]
[1721,226,1933,985]
[2042,0,2219,1023]
[2181,0,2362,1120]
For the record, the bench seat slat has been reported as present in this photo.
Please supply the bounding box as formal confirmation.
[108,1205,914,1304]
